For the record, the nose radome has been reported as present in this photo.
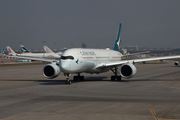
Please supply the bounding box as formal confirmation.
[59,61,69,73]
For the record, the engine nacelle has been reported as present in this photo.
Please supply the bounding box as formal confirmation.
[43,64,60,79]
[174,61,179,66]
[120,63,137,79]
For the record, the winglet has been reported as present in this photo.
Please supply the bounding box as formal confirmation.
[114,23,121,51]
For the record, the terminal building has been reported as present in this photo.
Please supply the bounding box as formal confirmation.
[122,45,138,51]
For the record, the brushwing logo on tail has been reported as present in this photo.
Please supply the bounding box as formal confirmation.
[114,23,121,51]
[1,48,5,55]
[21,47,30,53]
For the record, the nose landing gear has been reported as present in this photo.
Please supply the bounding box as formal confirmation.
[65,73,71,85]
[64,73,84,85]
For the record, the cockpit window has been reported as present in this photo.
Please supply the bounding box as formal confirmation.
[60,56,74,60]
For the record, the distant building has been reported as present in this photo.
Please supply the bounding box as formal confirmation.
[122,49,130,55]
[135,54,149,58]
[122,45,138,50]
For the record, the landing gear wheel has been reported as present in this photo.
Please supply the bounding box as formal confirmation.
[73,74,84,81]
[74,76,78,81]
[65,80,71,85]
[68,81,71,85]
[65,81,68,84]
[117,76,121,81]
[65,73,71,85]
[111,76,116,81]
[80,76,84,81]
[110,67,122,81]
[111,76,121,81]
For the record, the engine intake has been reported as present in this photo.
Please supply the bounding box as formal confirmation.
[43,64,60,79]
[120,63,137,79]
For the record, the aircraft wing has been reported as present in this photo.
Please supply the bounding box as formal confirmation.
[121,51,150,57]
[96,55,180,68]
[1,48,59,64]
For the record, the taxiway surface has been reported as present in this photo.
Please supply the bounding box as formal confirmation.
[0,63,180,120]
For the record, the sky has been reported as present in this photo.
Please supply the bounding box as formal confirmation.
[1,0,180,50]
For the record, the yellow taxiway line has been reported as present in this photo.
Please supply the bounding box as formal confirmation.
[148,103,159,120]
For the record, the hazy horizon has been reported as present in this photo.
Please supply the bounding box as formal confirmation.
[1,0,180,49]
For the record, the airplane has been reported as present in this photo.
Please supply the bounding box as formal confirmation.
[6,46,60,59]
[44,45,62,56]
[20,45,63,56]
[2,23,180,85]
[20,45,31,53]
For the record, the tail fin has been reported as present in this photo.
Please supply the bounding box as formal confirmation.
[114,23,121,51]
[6,46,17,55]
[20,45,31,53]
[1,48,5,55]
[44,46,55,53]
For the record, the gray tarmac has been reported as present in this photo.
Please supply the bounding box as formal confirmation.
[0,63,180,120]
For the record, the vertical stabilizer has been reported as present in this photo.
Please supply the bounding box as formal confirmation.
[114,23,121,51]
[20,45,31,53]
[6,46,17,56]
[1,48,5,55]
[44,46,55,53]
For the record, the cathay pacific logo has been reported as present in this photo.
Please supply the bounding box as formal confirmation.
[114,23,121,51]
[80,51,96,56]
[76,59,79,64]
[2,48,5,55]
[117,38,120,46]
[21,47,29,52]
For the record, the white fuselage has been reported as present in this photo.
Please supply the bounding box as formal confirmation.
[60,48,122,74]
[17,53,60,59]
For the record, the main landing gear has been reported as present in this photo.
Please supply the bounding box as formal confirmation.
[73,73,84,81]
[65,73,84,85]
[65,73,71,85]
[110,67,121,81]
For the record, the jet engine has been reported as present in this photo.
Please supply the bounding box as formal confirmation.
[120,63,137,79]
[43,64,60,79]
[174,61,179,66]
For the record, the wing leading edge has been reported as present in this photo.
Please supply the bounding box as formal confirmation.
[96,55,180,68]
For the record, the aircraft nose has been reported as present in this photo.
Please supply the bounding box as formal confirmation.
[59,60,69,73]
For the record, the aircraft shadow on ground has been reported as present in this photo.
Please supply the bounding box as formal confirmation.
[2,76,179,85]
